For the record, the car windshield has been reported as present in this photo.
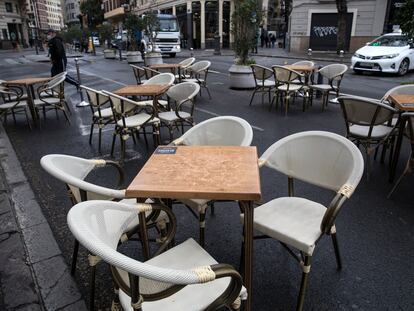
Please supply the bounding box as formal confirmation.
[158,18,179,32]
[370,35,409,47]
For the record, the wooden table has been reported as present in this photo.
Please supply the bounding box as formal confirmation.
[126,145,261,311]
[6,77,52,126]
[113,84,170,115]
[388,94,414,181]
[149,63,182,81]
[285,65,316,85]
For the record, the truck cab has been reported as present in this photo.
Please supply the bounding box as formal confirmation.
[142,14,181,57]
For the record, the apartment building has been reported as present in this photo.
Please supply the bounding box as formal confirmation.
[63,0,81,25]
[45,0,63,30]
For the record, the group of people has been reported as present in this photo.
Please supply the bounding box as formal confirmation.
[260,32,277,48]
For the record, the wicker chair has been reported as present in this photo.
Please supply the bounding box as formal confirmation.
[158,82,200,141]
[67,200,246,311]
[0,84,31,129]
[130,65,148,85]
[310,64,348,110]
[176,57,196,80]
[134,73,175,111]
[183,60,212,99]
[249,131,364,311]
[82,85,113,152]
[171,116,253,247]
[41,154,170,311]
[249,65,276,107]
[338,96,397,178]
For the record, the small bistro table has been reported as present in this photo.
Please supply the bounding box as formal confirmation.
[113,84,170,115]
[149,63,183,82]
[126,145,262,311]
[5,76,52,126]
[285,64,316,85]
[388,94,414,181]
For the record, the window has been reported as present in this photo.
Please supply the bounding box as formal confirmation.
[5,3,13,12]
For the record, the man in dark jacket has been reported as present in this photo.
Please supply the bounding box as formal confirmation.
[47,29,79,86]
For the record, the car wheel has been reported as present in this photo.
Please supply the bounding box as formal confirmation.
[353,69,363,75]
[398,58,409,76]
[169,53,176,58]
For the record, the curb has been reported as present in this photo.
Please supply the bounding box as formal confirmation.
[0,124,87,311]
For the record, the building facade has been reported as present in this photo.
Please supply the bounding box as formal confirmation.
[0,0,29,48]
[288,0,403,53]
[45,0,63,30]
[63,0,81,25]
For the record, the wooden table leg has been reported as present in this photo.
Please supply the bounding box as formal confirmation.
[240,200,253,311]
[26,85,39,127]
[389,116,406,182]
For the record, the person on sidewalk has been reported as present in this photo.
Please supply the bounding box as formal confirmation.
[270,34,276,48]
[47,29,79,87]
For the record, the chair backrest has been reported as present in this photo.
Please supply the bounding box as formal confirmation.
[144,73,175,86]
[166,82,200,105]
[292,60,315,67]
[338,96,396,128]
[175,116,253,146]
[101,90,141,116]
[43,73,66,95]
[319,64,348,80]
[382,84,414,102]
[40,154,125,203]
[260,131,364,193]
[251,64,274,83]
[130,65,146,84]
[81,85,109,109]
[67,200,200,285]
[272,65,302,84]
[188,60,211,73]
[143,66,160,79]
[179,57,196,68]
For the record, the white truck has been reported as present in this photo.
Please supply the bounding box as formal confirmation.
[142,14,181,58]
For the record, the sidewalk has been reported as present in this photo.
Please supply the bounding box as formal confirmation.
[0,125,87,311]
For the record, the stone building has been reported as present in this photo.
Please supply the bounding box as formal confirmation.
[288,0,405,53]
[63,0,81,26]
[45,0,63,30]
[0,0,29,48]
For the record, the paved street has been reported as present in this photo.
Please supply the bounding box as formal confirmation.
[1,48,414,310]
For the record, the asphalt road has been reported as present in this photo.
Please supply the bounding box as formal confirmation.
[1,50,414,311]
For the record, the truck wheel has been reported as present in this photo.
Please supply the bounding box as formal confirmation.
[169,53,176,58]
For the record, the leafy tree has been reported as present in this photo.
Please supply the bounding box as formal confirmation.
[231,0,261,65]
[282,0,292,49]
[62,25,83,44]
[124,13,144,51]
[80,0,104,54]
[336,0,348,53]
[396,0,414,39]
[99,23,114,49]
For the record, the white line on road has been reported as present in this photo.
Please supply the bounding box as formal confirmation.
[5,59,19,65]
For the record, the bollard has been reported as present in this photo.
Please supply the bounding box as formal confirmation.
[190,47,194,58]
[315,65,323,98]
[214,33,221,55]
[307,48,312,60]
[119,47,123,61]
[75,58,90,107]
[339,50,344,63]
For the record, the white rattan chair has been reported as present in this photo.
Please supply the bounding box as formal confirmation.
[102,90,161,163]
[136,73,176,110]
[130,65,148,85]
[310,64,348,110]
[176,57,196,80]
[171,116,253,247]
[249,131,364,311]
[182,60,212,99]
[338,96,397,178]
[82,85,113,152]
[41,154,170,311]
[158,82,200,141]
[67,200,246,311]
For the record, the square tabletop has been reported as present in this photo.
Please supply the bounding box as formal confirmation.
[285,65,316,72]
[149,63,182,70]
[126,145,262,201]
[6,77,52,86]
[388,94,414,111]
[113,84,170,97]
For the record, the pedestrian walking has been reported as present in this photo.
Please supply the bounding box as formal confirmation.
[260,31,265,48]
[251,32,258,54]
[270,34,276,48]
[264,33,269,48]
[47,29,79,87]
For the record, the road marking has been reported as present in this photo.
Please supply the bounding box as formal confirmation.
[66,65,127,86]
[4,58,19,65]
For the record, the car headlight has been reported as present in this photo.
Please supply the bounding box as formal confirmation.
[372,54,399,60]
[353,53,364,59]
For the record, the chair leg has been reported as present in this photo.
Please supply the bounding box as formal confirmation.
[249,89,258,106]
[111,132,117,157]
[205,85,212,100]
[210,202,215,215]
[71,239,79,275]
[296,255,312,311]
[199,210,206,247]
[331,229,342,270]
[387,156,412,198]
[89,123,94,145]
[98,128,102,153]
[120,135,126,163]
[89,260,97,311]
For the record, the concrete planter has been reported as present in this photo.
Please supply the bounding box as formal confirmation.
[103,49,116,59]
[127,51,143,63]
[145,53,163,66]
[228,64,255,89]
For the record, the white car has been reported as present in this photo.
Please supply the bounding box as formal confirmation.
[351,32,414,76]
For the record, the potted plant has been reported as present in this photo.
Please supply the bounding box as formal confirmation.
[100,23,116,59]
[124,12,144,63]
[142,9,163,66]
[228,0,261,89]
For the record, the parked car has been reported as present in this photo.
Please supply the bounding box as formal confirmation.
[351,31,414,76]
